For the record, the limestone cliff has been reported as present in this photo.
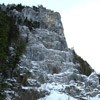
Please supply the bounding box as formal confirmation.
[0,4,100,100]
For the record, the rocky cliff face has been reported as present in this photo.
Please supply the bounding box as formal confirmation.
[0,4,100,100]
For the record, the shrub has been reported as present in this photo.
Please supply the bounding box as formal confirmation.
[0,11,10,76]
[73,50,93,76]
[7,4,24,12]
[0,11,26,78]
[16,4,24,12]
[33,21,40,28]
[24,18,40,30]
[52,66,60,74]
[33,6,39,12]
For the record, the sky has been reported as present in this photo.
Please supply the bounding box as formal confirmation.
[0,0,100,73]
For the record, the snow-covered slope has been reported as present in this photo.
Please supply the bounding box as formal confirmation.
[0,4,100,100]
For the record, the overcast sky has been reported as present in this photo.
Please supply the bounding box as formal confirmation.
[1,0,100,73]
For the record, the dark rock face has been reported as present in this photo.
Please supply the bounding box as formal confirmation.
[0,4,99,100]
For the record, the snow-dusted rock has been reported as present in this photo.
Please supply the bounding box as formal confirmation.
[0,4,99,100]
[86,72,99,88]
[22,7,39,21]
[16,5,100,99]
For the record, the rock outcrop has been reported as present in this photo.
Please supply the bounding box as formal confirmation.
[0,4,100,100]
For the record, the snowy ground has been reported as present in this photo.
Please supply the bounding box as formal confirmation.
[39,90,77,100]
[38,82,100,100]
